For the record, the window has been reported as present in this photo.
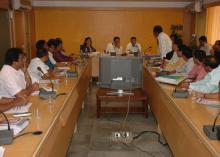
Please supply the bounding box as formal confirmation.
[206,6,220,44]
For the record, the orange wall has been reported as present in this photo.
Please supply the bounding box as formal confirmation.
[34,8,184,54]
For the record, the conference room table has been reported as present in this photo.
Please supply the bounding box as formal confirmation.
[143,66,220,157]
[3,58,92,157]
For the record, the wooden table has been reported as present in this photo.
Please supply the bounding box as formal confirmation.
[96,88,148,118]
[143,66,220,157]
[3,59,92,157]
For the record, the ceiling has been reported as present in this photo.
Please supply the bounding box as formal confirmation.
[34,0,192,1]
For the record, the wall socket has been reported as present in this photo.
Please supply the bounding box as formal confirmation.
[111,131,133,143]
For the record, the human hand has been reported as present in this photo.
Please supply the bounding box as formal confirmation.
[32,83,39,91]
[15,96,29,106]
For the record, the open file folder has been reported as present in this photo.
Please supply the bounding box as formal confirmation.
[155,75,185,85]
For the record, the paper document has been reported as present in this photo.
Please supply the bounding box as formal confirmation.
[39,79,59,84]
[0,119,29,135]
[0,147,5,157]
[155,75,185,85]
[4,103,32,114]
[196,98,220,108]
[57,66,70,70]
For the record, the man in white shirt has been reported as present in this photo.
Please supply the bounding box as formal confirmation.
[126,36,141,54]
[153,25,172,59]
[199,36,212,55]
[0,48,38,98]
[106,36,123,54]
[28,48,51,83]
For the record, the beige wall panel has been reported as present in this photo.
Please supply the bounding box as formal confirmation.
[34,8,184,54]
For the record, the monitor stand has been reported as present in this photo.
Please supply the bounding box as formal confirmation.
[107,89,134,96]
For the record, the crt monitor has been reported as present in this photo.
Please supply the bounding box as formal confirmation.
[99,56,143,90]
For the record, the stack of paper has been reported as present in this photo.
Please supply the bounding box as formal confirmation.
[39,79,60,84]
[0,118,29,135]
[196,98,220,108]
[0,147,4,157]
[4,103,32,114]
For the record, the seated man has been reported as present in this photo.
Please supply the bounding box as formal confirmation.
[181,55,219,90]
[198,36,212,55]
[126,36,141,54]
[188,50,207,81]
[189,56,220,94]
[106,36,123,54]
[28,48,52,83]
[0,96,28,111]
[0,48,38,98]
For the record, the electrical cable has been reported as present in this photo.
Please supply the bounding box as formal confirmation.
[120,142,155,157]
[121,80,133,130]
[13,131,43,140]
[133,131,168,146]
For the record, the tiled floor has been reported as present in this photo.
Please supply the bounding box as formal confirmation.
[66,85,173,157]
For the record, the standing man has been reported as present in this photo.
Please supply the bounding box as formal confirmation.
[106,36,123,54]
[153,25,172,59]
[198,36,212,55]
[126,36,141,54]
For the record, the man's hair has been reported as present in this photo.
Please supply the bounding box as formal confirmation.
[36,40,46,50]
[153,25,163,34]
[56,38,63,44]
[178,44,187,52]
[36,48,48,58]
[199,36,207,42]
[53,38,62,48]
[5,48,23,65]
[173,38,183,46]
[113,36,120,41]
[215,40,220,45]
[130,36,136,40]
[203,55,219,69]
[214,51,220,63]
[193,50,206,62]
[181,46,192,59]
[47,39,56,48]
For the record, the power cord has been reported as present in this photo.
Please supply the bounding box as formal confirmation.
[13,131,43,140]
[120,142,156,157]
[121,80,133,130]
[133,131,168,146]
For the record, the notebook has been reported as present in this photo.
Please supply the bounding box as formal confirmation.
[155,75,185,85]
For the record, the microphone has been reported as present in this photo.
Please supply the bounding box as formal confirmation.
[172,78,189,98]
[0,110,14,145]
[37,67,56,99]
[203,112,220,140]
[212,112,220,132]
[37,67,54,93]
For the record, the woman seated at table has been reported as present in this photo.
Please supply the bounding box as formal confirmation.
[80,37,96,55]
[53,38,76,62]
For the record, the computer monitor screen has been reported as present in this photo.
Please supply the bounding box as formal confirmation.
[99,56,143,90]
